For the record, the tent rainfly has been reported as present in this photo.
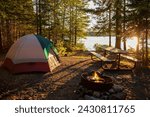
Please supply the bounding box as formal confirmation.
[2,34,60,73]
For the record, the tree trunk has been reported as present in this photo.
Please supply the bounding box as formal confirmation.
[69,6,72,45]
[145,17,148,65]
[0,32,2,53]
[123,0,126,50]
[53,0,58,42]
[115,0,122,49]
[74,5,77,45]
[145,0,149,65]
[62,6,66,40]
[142,34,145,63]
[13,19,17,41]
[0,19,2,53]
[39,0,42,35]
[136,27,140,57]
[6,19,13,48]
[36,0,39,34]
[108,7,112,47]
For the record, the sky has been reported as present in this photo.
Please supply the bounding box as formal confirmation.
[87,1,97,29]
[88,1,95,9]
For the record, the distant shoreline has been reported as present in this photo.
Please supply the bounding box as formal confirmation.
[80,36,138,51]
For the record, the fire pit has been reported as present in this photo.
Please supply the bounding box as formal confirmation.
[80,71,113,91]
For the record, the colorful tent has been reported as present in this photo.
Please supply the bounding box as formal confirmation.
[2,34,60,73]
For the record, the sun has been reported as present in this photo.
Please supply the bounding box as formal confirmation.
[131,36,138,41]
[127,36,138,50]
[133,36,138,46]
[131,36,138,45]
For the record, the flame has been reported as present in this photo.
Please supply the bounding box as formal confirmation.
[92,72,104,82]
[93,72,100,81]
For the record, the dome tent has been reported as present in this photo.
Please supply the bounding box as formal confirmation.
[2,34,60,73]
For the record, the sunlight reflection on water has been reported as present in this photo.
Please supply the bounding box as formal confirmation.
[80,36,137,51]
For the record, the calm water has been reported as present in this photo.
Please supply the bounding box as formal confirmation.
[80,36,137,51]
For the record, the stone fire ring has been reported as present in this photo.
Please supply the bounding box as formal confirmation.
[80,71,113,91]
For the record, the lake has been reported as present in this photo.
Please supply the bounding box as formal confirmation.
[80,36,137,51]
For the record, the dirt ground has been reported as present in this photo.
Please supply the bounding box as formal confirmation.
[0,53,150,100]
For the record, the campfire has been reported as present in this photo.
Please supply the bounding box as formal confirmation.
[79,71,126,100]
[80,71,113,91]
[87,71,105,83]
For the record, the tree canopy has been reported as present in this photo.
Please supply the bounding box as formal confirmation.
[0,0,89,52]
[0,0,149,65]
[90,0,150,64]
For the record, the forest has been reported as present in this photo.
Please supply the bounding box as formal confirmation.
[0,0,150,65]
[0,0,150,100]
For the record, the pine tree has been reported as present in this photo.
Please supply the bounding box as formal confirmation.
[0,0,35,51]
[127,0,150,65]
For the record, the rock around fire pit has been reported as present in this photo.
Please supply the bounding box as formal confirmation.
[81,84,127,100]
[78,71,127,100]
[80,71,113,91]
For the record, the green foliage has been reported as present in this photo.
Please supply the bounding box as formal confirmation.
[68,43,86,52]
[127,47,136,53]
[73,43,86,51]
[94,44,108,52]
[55,40,67,56]
[56,40,86,56]
[0,0,89,52]
[94,44,101,52]
[0,0,35,50]
[34,0,89,44]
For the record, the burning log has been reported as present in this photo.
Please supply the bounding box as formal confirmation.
[80,71,113,91]
[87,71,105,83]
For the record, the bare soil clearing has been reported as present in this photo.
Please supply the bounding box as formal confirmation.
[0,54,150,100]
